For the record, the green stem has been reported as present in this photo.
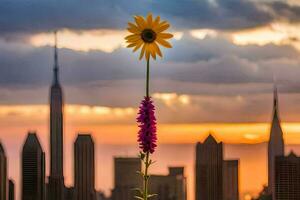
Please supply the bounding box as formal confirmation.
[146,58,150,98]
[143,59,150,200]
[144,58,150,200]
[144,152,150,200]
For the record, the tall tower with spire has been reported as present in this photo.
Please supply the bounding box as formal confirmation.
[268,84,284,198]
[48,32,65,200]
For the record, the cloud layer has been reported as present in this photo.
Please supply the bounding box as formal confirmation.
[1,0,300,35]
[0,0,300,123]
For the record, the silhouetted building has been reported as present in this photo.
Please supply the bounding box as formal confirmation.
[22,132,45,200]
[196,134,223,200]
[275,152,300,200]
[111,157,142,200]
[74,134,96,200]
[48,32,65,200]
[196,134,239,200]
[268,85,284,198]
[8,180,14,200]
[223,160,239,200]
[149,167,187,200]
[0,142,7,200]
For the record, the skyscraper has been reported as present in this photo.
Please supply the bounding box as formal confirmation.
[223,160,239,200]
[268,85,284,198]
[74,134,96,200]
[195,134,239,200]
[196,134,223,200]
[149,167,187,200]
[22,132,45,200]
[0,142,7,200]
[9,179,15,200]
[48,32,65,200]
[275,152,300,200]
[111,157,142,200]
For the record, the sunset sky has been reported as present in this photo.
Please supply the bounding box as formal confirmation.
[1,0,300,199]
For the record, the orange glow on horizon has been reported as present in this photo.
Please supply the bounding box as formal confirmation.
[0,104,300,144]
[2,104,300,200]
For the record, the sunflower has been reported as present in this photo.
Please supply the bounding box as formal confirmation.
[125,13,173,60]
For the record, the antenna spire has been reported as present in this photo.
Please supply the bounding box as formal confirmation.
[273,76,279,116]
[53,31,59,84]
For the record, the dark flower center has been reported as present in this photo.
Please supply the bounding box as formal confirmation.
[141,29,156,43]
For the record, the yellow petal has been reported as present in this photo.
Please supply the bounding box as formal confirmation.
[153,42,162,57]
[127,43,138,48]
[133,40,143,52]
[127,28,140,34]
[156,38,172,48]
[155,22,170,33]
[152,16,161,29]
[147,13,153,28]
[149,44,156,60]
[145,49,150,61]
[126,35,142,43]
[126,38,141,44]
[158,33,173,39]
[127,22,141,33]
[135,16,146,30]
[139,43,147,60]
[125,34,139,40]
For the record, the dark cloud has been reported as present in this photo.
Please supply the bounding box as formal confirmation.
[0,0,145,35]
[269,1,300,22]
[153,0,273,30]
[0,0,298,35]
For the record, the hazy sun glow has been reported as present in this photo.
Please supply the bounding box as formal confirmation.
[153,92,191,107]
[189,29,218,40]
[232,22,300,51]
[30,29,127,53]
[288,0,300,6]
[173,32,184,40]
[29,29,183,52]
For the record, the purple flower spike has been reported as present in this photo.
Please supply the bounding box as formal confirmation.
[137,96,157,154]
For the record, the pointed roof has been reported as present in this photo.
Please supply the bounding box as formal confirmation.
[269,84,284,144]
[273,84,279,119]
[288,151,297,158]
[203,134,218,145]
[270,84,282,129]
[75,134,94,144]
[23,132,43,151]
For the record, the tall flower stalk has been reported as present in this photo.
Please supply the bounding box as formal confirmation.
[125,13,173,200]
